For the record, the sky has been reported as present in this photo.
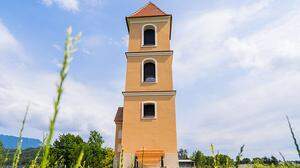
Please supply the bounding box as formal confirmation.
[0,0,300,160]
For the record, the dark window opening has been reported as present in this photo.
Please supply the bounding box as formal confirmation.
[143,62,156,82]
[144,28,155,45]
[161,156,164,167]
[134,156,138,168]
[143,103,155,118]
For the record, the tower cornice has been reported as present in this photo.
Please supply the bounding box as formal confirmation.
[125,50,173,58]
[122,90,176,97]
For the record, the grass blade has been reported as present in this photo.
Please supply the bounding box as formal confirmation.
[235,144,245,168]
[12,104,29,168]
[29,136,46,168]
[40,26,81,168]
[286,115,300,159]
[74,150,84,168]
[279,152,287,165]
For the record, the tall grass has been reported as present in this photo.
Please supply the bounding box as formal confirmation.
[210,144,220,168]
[40,26,81,168]
[74,150,84,168]
[29,137,46,168]
[286,116,300,159]
[235,145,245,168]
[119,148,124,168]
[12,104,29,168]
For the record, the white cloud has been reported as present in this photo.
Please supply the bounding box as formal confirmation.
[225,10,300,69]
[0,20,22,56]
[173,0,275,86]
[0,20,120,145]
[174,0,300,159]
[41,0,102,12]
[42,0,79,12]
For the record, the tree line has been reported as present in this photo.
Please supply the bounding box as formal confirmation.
[178,148,300,167]
[0,131,114,168]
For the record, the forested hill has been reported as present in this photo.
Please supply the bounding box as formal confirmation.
[0,134,41,149]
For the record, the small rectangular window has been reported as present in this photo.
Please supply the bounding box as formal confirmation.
[143,103,156,118]
[118,129,122,139]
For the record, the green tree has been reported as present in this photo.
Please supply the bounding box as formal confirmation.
[84,130,114,168]
[270,156,279,165]
[191,150,210,167]
[0,140,3,165]
[216,154,234,166]
[253,157,263,164]
[101,147,114,168]
[50,134,85,167]
[240,158,251,164]
[178,148,189,160]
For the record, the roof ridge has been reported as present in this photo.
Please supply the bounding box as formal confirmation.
[130,2,153,16]
[129,2,167,18]
[147,2,166,15]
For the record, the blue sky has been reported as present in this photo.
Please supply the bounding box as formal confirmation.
[0,0,300,160]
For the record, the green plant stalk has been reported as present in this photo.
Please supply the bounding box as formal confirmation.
[278,152,287,166]
[130,155,135,168]
[119,148,124,168]
[29,137,46,168]
[235,144,245,168]
[2,151,9,167]
[74,150,84,168]
[12,104,29,168]
[40,26,81,168]
[0,144,8,167]
[286,116,300,159]
[210,144,219,168]
[141,147,144,168]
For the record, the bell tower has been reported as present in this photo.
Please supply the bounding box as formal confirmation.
[114,2,178,168]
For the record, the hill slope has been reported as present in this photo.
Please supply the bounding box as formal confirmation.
[0,134,41,149]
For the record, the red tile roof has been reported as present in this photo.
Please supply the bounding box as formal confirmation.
[114,107,123,123]
[129,2,168,18]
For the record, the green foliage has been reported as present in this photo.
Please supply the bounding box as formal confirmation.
[47,131,114,168]
[191,150,211,167]
[0,140,3,166]
[4,148,39,166]
[178,148,189,160]
[29,138,45,168]
[49,134,85,167]
[190,149,299,168]
[84,130,113,168]
[191,149,234,168]
[240,157,251,164]
[216,154,234,167]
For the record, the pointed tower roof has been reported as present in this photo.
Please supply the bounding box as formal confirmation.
[126,2,172,39]
[128,2,169,18]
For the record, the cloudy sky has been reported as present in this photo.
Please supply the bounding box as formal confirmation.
[0,0,300,160]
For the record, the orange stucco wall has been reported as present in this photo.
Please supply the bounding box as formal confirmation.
[127,16,171,52]
[125,55,173,91]
[122,95,177,153]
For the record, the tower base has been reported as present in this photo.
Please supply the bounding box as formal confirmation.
[114,152,179,168]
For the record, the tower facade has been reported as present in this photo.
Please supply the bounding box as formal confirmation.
[114,3,178,168]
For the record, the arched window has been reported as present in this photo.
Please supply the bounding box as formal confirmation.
[143,25,156,46]
[142,59,157,83]
[142,101,156,119]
